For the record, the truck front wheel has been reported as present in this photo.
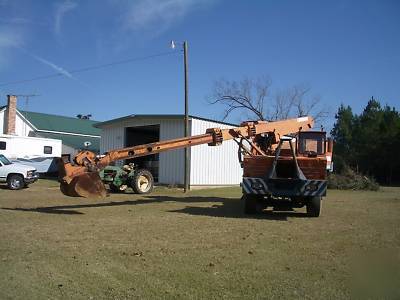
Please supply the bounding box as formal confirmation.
[306,196,321,217]
[131,169,154,194]
[243,194,263,214]
[7,174,25,190]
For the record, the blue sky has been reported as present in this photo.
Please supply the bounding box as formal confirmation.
[0,0,399,128]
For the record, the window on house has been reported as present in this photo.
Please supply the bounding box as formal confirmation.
[0,141,6,150]
[44,146,53,154]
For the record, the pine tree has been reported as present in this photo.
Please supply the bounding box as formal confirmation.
[330,104,354,172]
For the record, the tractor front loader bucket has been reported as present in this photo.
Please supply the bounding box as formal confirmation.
[58,160,107,198]
[60,172,107,198]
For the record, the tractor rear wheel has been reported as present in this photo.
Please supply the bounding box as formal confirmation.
[306,196,321,217]
[131,169,154,194]
[243,194,263,214]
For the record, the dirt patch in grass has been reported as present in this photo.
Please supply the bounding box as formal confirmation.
[0,181,399,299]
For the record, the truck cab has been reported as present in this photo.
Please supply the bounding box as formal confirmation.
[297,131,333,172]
[242,130,333,217]
[0,154,39,190]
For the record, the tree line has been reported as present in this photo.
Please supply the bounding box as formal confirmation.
[331,98,400,185]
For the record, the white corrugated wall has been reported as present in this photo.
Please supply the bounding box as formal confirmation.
[100,125,125,156]
[99,116,242,186]
[99,118,186,185]
[158,119,186,185]
[190,118,242,185]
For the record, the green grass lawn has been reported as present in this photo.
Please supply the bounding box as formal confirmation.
[0,180,399,299]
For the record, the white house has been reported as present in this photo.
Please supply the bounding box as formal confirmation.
[0,95,101,161]
[95,114,243,187]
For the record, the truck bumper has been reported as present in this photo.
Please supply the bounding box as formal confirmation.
[25,174,39,184]
[242,177,327,197]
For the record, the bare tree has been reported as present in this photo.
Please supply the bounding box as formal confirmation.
[210,76,271,121]
[210,77,329,124]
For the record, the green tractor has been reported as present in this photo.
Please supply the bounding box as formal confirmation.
[99,163,154,194]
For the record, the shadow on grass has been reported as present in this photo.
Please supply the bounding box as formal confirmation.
[2,195,309,220]
[2,207,84,215]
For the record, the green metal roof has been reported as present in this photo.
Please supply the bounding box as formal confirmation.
[95,114,238,128]
[37,132,100,153]
[20,111,101,136]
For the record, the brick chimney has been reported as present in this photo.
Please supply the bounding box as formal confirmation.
[5,95,17,135]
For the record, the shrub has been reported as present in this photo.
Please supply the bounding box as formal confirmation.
[328,166,379,191]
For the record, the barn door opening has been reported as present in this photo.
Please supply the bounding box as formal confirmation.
[125,124,160,182]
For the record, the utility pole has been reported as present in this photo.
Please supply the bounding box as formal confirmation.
[183,41,189,193]
[170,40,190,192]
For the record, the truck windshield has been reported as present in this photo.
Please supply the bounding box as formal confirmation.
[0,155,12,165]
[298,132,325,155]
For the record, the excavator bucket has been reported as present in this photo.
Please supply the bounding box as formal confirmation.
[60,172,107,198]
[58,158,107,199]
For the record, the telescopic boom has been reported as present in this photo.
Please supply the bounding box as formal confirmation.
[59,117,314,198]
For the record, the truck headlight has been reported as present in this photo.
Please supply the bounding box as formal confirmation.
[305,183,318,191]
[27,170,35,177]
[251,182,263,190]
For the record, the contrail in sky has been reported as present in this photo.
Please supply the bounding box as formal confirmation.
[17,46,91,88]
[29,53,74,79]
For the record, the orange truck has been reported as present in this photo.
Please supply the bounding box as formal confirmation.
[58,116,332,217]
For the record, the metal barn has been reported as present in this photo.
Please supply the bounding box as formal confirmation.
[95,115,243,187]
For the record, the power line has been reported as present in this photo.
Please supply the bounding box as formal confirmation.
[0,51,178,87]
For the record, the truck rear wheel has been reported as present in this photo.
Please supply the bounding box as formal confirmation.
[306,196,321,217]
[131,169,154,194]
[7,174,25,190]
[243,194,263,214]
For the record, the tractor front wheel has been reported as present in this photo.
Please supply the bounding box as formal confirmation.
[131,169,154,194]
[109,183,122,193]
